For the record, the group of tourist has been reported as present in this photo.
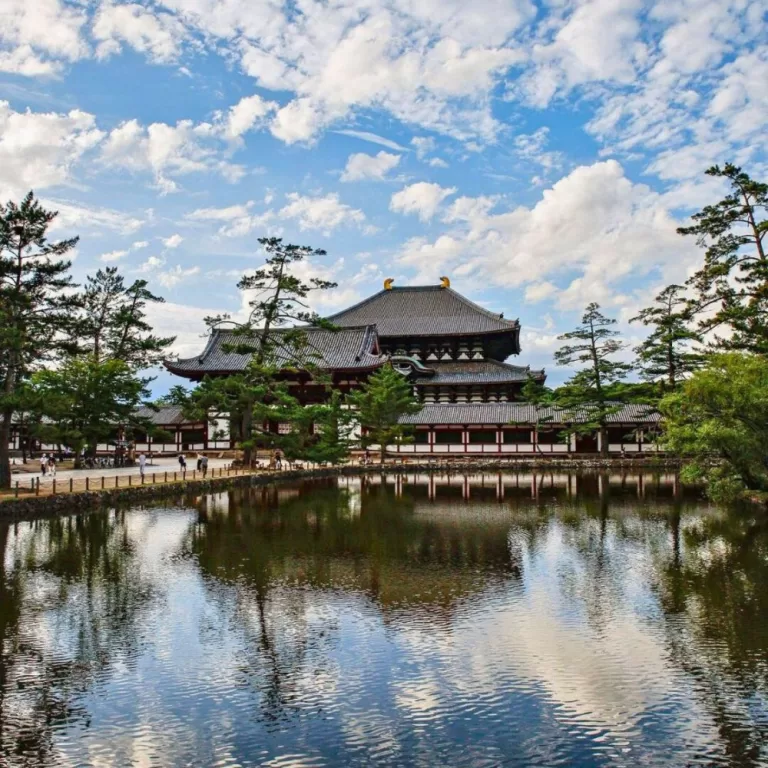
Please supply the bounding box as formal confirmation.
[39,454,58,477]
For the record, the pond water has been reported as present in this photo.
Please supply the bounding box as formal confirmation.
[1,473,767,767]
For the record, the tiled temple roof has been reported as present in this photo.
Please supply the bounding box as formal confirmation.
[134,406,193,425]
[399,403,660,425]
[327,285,519,338]
[414,360,546,385]
[164,325,384,379]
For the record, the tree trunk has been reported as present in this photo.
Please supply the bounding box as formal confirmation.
[241,404,253,466]
[0,409,12,490]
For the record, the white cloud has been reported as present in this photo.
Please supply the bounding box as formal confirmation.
[99,249,128,262]
[334,130,409,152]
[278,192,366,233]
[162,233,184,248]
[93,3,187,64]
[390,182,457,221]
[47,200,144,235]
[185,201,274,237]
[137,255,166,273]
[150,0,531,145]
[0,101,104,200]
[518,0,646,107]
[156,264,200,287]
[219,94,279,140]
[100,118,244,193]
[340,150,401,182]
[132,240,149,249]
[0,0,87,75]
[396,161,699,309]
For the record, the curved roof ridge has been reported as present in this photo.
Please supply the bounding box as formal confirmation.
[444,287,519,328]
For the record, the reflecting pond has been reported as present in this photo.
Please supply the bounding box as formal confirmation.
[1,472,768,767]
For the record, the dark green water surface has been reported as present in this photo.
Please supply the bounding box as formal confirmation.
[1,472,768,767]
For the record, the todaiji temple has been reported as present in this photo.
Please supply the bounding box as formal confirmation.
[159,278,660,457]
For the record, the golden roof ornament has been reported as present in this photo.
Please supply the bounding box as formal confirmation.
[384,277,394,290]
[440,276,451,288]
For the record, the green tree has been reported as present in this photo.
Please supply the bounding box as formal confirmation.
[679,164,768,353]
[156,384,191,407]
[78,266,175,369]
[660,353,768,502]
[347,364,420,464]
[303,392,355,465]
[188,237,337,465]
[631,284,703,389]
[29,357,149,467]
[554,303,632,456]
[0,193,79,489]
[521,375,556,453]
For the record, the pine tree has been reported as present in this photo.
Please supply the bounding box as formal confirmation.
[631,284,703,389]
[0,193,79,489]
[346,364,420,464]
[189,237,337,466]
[78,267,175,369]
[554,303,632,456]
[679,164,768,353]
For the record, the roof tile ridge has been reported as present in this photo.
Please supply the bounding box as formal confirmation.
[445,288,519,326]
[326,289,387,320]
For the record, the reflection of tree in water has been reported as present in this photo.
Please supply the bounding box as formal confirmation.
[185,480,523,725]
[0,512,155,767]
[651,507,768,768]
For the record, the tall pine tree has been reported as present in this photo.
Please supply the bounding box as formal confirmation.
[631,284,703,389]
[188,237,337,465]
[554,303,632,456]
[78,267,175,369]
[679,164,768,353]
[0,193,79,489]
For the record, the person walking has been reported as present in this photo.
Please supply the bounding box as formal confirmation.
[48,455,56,477]
[40,453,48,477]
[201,454,209,478]
[138,452,147,481]
[178,453,185,472]
[196,453,202,471]
[274,449,283,471]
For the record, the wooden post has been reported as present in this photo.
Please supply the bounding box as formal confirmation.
[101,476,105,490]
[15,480,19,498]
[152,473,156,484]
[86,477,89,491]
[174,471,177,482]
[165,471,168,483]
[53,479,56,495]
[129,475,132,487]
[115,475,119,488]
[35,478,40,496]
[69,477,73,493]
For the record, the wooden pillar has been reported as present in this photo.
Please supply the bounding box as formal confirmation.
[496,473,504,501]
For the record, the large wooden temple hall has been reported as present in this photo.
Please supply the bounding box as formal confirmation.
[163,279,660,457]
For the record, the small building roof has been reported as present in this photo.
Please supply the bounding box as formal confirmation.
[413,360,546,386]
[399,403,660,425]
[327,285,520,339]
[134,405,192,425]
[164,324,384,380]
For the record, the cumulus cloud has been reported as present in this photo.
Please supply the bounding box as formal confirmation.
[99,249,128,262]
[278,192,366,233]
[340,150,401,182]
[162,233,184,248]
[0,0,87,75]
[219,94,279,140]
[396,161,700,309]
[100,118,245,193]
[390,182,457,221]
[0,101,104,200]
[93,2,187,64]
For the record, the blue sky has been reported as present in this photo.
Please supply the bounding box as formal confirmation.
[1,0,766,394]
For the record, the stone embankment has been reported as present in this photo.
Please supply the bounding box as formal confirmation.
[0,457,683,520]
